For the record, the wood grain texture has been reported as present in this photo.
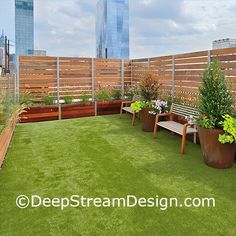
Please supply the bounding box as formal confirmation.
[19,47,236,106]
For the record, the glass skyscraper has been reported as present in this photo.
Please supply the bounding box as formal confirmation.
[15,0,34,56]
[96,0,129,59]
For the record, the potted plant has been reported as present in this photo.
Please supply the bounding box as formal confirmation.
[149,99,168,115]
[134,71,161,132]
[197,60,235,169]
[95,86,122,115]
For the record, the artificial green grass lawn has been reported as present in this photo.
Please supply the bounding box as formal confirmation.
[0,114,236,236]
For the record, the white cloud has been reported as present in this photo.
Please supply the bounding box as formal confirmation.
[0,0,236,58]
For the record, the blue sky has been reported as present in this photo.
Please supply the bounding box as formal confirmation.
[1,0,236,58]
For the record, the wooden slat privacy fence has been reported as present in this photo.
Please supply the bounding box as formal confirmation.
[131,48,236,106]
[0,75,16,124]
[19,56,131,101]
[19,47,236,106]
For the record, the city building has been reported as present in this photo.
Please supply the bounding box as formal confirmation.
[96,0,129,59]
[27,49,47,56]
[0,30,5,67]
[212,38,236,49]
[15,0,34,56]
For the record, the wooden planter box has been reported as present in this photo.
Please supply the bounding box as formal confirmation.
[19,105,59,123]
[97,100,122,115]
[62,103,95,119]
[19,101,122,123]
[0,112,19,168]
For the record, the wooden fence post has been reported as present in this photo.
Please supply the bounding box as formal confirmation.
[91,58,95,102]
[6,75,10,123]
[14,73,17,105]
[130,59,133,86]
[91,58,96,115]
[56,57,61,120]
[171,55,175,100]
[121,59,124,99]
[16,56,20,103]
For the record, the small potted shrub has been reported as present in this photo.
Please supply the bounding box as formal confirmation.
[135,71,161,132]
[42,94,55,105]
[95,86,112,102]
[125,84,141,100]
[112,89,122,101]
[95,86,121,115]
[197,60,235,168]
[63,95,73,104]
[80,92,90,103]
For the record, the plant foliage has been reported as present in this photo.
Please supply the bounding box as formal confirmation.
[19,92,33,106]
[63,96,73,104]
[131,101,149,113]
[43,95,55,105]
[80,92,90,103]
[112,89,122,100]
[198,60,233,128]
[218,115,236,144]
[95,87,112,102]
[139,71,161,101]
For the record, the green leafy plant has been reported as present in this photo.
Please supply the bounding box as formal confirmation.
[198,114,216,129]
[80,92,90,103]
[95,87,112,102]
[19,92,33,106]
[218,115,236,144]
[112,89,122,100]
[139,70,161,101]
[131,101,149,113]
[198,60,233,128]
[125,84,141,100]
[63,95,73,104]
[42,95,55,105]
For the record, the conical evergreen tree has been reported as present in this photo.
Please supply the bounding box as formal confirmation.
[198,60,233,128]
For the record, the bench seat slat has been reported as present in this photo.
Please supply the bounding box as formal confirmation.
[122,106,134,114]
[158,121,197,135]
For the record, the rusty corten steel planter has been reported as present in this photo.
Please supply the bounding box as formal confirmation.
[198,126,236,169]
[140,108,155,132]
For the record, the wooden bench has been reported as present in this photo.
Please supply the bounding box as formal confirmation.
[153,103,198,154]
[120,95,143,126]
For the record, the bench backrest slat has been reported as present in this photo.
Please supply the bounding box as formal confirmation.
[172,103,198,118]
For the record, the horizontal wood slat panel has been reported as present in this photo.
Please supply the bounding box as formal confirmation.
[19,48,236,105]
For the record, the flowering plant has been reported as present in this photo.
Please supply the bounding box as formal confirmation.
[198,114,216,129]
[149,99,168,115]
[185,115,195,125]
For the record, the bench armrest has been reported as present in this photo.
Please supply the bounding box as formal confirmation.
[157,112,171,117]
[155,113,171,123]
[121,101,132,108]
[184,122,196,127]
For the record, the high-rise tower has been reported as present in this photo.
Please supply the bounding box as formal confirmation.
[15,0,34,56]
[96,0,129,59]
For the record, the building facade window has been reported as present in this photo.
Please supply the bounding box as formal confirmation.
[96,0,129,59]
[15,0,34,56]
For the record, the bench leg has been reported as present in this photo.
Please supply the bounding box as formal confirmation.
[119,108,123,118]
[180,134,186,154]
[181,124,189,154]
[153,115,159,138]
[194,132,196,144]
[132,113,136,126]
[153,123,158,138]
